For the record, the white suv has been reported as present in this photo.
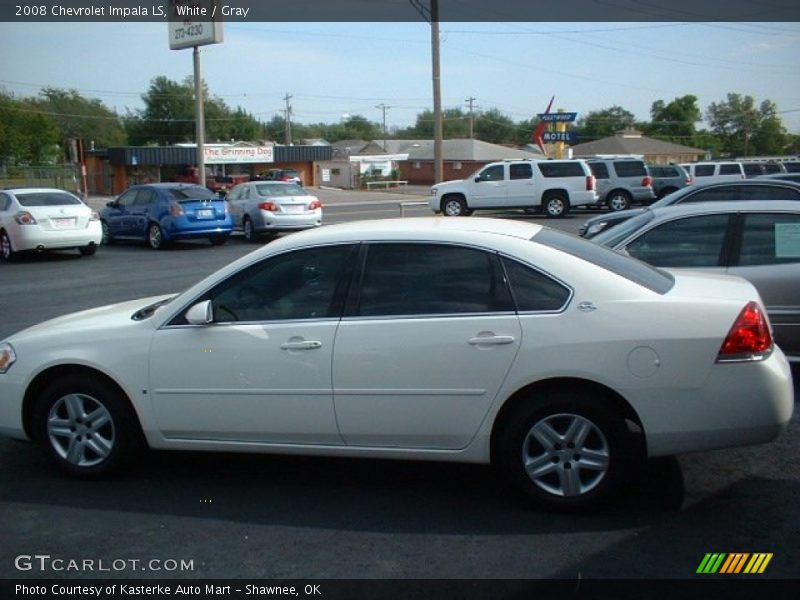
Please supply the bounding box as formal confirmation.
[680,161,746,184]
[430,159,598,218]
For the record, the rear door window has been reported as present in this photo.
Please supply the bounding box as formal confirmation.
[737,213,800,266]
[509,163,533,180]
[739,185,800,201]
[694,165,715,177]
[624,214,732,267]
[719,164,743,175]
[613,161,646,177]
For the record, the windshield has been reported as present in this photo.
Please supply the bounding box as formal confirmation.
[592,210,656,248]
[256,183,306,196]
[168,186,217,200]
[16,192,82,206]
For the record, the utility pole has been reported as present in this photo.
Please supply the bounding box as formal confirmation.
[376,103,390,150]
[193,47,206,187]
[465,96,477,139]
[283,93,293,145]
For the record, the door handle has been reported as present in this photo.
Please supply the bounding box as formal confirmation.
[280,340,323,350]
[468,335,515,346]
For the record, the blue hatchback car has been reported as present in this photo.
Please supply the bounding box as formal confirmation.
[101,183,233,249]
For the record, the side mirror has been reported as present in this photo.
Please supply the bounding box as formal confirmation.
[185,300,213,325]
[474,176,482,183]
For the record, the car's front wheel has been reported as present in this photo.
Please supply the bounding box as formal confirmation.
[441,195,470,217]
[497,392,632,511]
[32,375,142,478]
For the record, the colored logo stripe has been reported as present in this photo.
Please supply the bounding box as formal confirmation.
[697,553,773,574]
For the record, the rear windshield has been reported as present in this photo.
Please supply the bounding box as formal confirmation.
[535,227,674,294]
[256,183,305,196]
[16,192,82,206]
[167,186,217,200]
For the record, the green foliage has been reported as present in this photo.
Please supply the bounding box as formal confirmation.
[35,88,127,148]
[573,106,636,141]
[646,95,701,142]
[706,93,787,157]
[0,91,60,165]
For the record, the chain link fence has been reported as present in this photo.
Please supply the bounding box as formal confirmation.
[0,165,81,194]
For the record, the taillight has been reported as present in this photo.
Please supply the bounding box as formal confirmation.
[308,199,322,210]
[717,301,773,362]
[586,175,595,191]
[642,175,653,188]
[258,202,278,212]
[686,177,693,185]
[169,203,184,217]
[14,211,37,225]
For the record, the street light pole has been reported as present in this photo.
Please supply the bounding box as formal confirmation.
[431,0,443,183]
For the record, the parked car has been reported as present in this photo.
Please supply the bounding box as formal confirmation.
[100,183,233,249]
[0,187,102,261]
[429,159,597,218]
[586,158,655,211]
[592,200,800,362]
[648,164,692,199]
[256,168,303,185]
[680,161,746,184]
[579,180,800,238]
[757,173,800,184]
[0,218,793,510]
[226,181,323,242]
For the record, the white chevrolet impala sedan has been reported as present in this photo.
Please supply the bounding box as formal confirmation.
[0,218,793,510]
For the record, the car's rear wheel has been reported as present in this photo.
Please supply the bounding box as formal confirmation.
[497,391,631,511]
[148,223,165,250]
[0,230,17,261]
[32,376,142,478]
[243,217,258,243]
[209,235,228,246]
[100,220,114,245]
[78,244,97,256]
[441,196,470,217]
[606,190,632,212]
[543,194,570,218]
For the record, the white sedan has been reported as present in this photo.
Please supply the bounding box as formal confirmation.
[0,218,793,510]
[0,187,102,260]
[226,181,322,242]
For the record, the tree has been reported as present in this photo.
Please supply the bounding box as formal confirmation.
[647,95,701,142]
[474,108,516,144]
[0,92,60,165]
[706,93,787,157]
[35,88,127,148]
[573,106,636,141]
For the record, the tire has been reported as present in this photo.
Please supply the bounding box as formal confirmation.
[441,195,469,217]
[148,223,166,250]
[209,235,228,246]
[78,244,97,256]
[0,230,17,262]
[606,190,632,212]
[497,391,632,511]
[243,217,258,243]
[101,220,114,245]
[32,375,142,478]
[543,194,570,218]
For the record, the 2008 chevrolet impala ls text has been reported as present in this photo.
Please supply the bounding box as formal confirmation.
[0,218,793,510]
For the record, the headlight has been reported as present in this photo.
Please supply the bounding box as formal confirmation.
[0,343,16,373]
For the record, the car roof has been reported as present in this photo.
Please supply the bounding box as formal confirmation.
[647,200,800,220]
[2,187,79,194]
[674,179,800,194]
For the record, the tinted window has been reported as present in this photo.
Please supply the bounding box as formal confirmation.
[742,164,765,177]
[784,162,800,173]
[357,244,513,317]
[534,228,674,294]
[196,245,355,323]
[502,258,571,312]
[116,189,138,208]
[613,161,646,177]
[538,162,586,178]
[509,163,533,180]
[15,192,82,207]
[650,166,678,177]
[695,165,715,177]
[256,183,305,196]
[625,214,731,267]
[135,189,158,206]
[681,186,741,203]
[478,165,505,182]
[168,186,216,200]
[739,185,800,201]
[738,213,800,266]
[0,193,10,211]
[588,162,610,179]
[719,164,743,175]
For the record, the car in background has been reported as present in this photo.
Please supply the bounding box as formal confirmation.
[586,158,655,211]
[226,181,323,242]
[100,183,232,250]
[648,164,692,199]
[0,188,102,261]
[757,173,800,184]
[256,168,303,185]
[782,161,800,173]
[680,161,745,184]
[593,200,800,362]
[0,217,793,511]
[579,179,800,238]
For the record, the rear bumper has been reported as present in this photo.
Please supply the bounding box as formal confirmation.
[254,210,322,231]
[9,222,103,251]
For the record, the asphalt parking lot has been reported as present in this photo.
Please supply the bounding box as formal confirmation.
[0,191,797,588]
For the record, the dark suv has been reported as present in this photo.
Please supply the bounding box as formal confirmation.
[648,164,692,199]
[586,158,655,211]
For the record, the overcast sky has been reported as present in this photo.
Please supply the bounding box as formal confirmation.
[1,21,798,135]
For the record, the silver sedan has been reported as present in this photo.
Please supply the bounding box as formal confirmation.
[227,181,322,242]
